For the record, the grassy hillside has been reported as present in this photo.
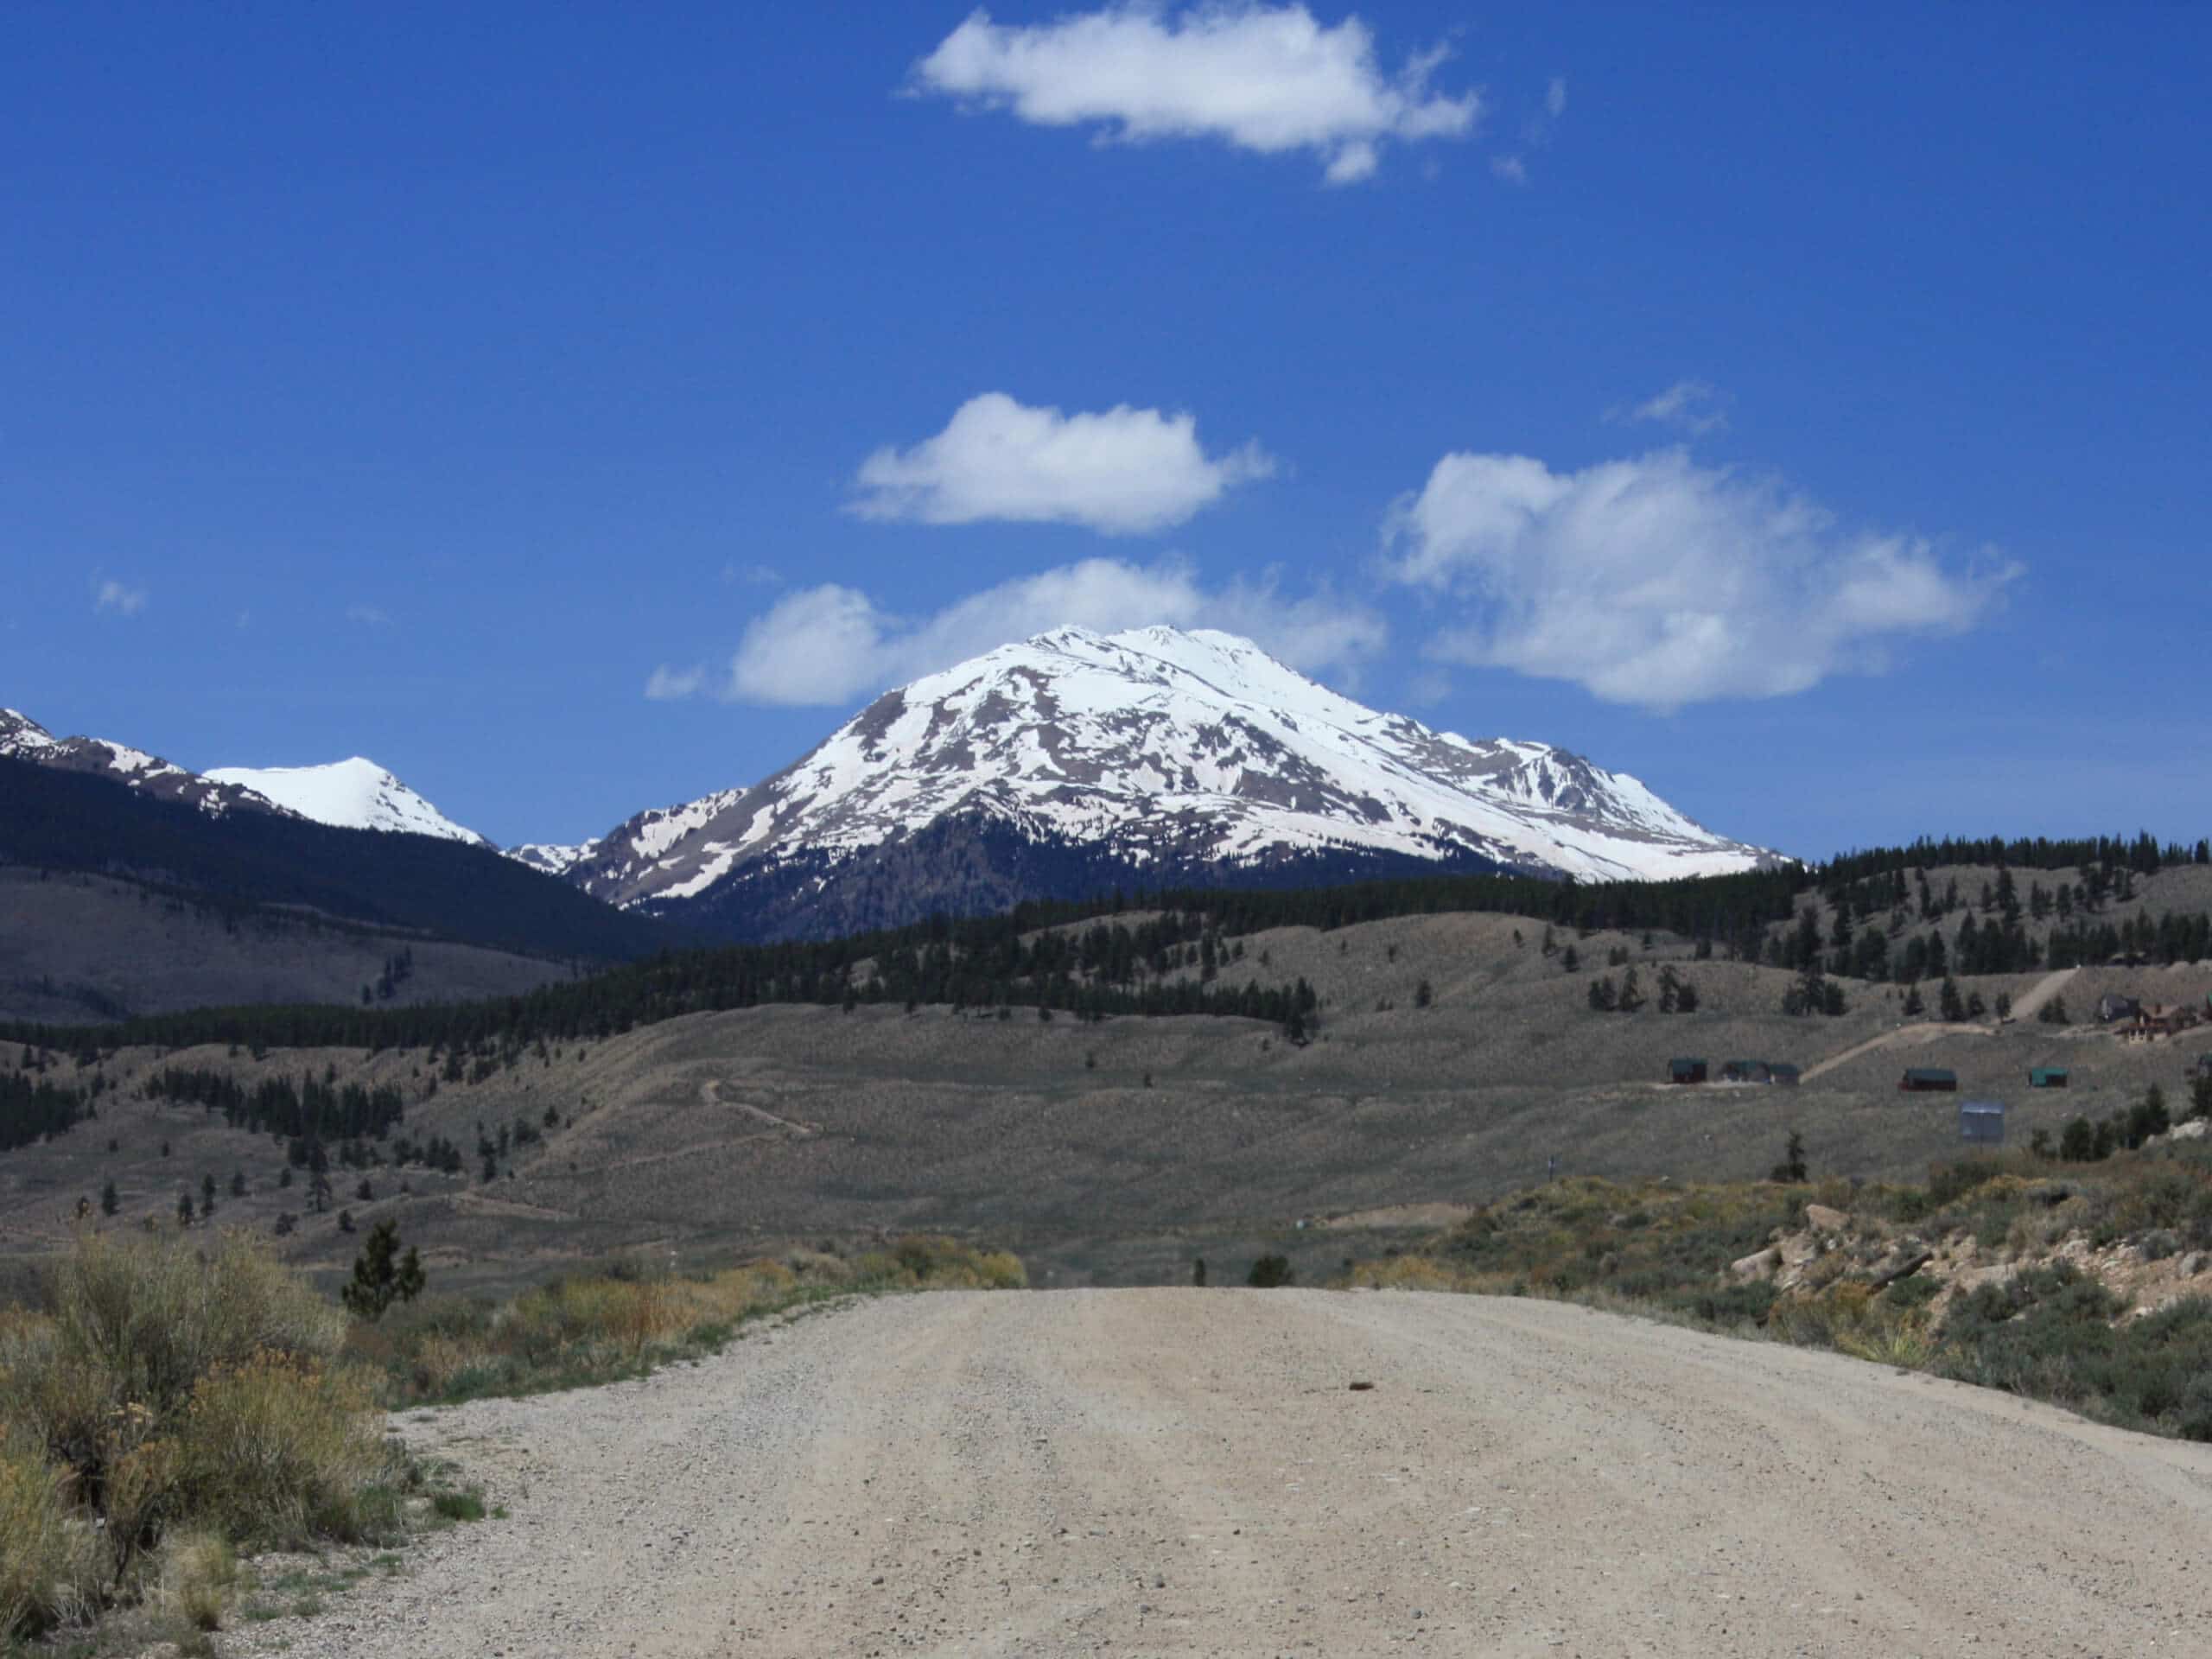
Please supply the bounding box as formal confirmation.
[1344,1144,2212,1443]
[6,906,2207,1294]
[0,868,572,1024]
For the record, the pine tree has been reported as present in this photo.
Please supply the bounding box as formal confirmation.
[1414,978,1433,1009]
[231,1169,247,1198]
[1617,966,1643,1012]
[1770,1130,1808,1185]
[100,1178,118,1216]
[177,1190,194,1227]
[1939,977,1967,1022]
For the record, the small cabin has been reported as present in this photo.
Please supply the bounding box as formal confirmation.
[1960,1100,2006,1145]
[1900,1067,1959,1093]
[2098,995,2142,1025]
[1767,1063,1802,1088]
[2029,1066,2069,1089]
[1720,1059,1767,1084]
[1667,1058,1708,1085]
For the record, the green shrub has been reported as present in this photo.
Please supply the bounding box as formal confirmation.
[0,1228,380,1625]
[177,1353,391,1548]
[430,1489,486,1523]
[1246,1255,1294,1288]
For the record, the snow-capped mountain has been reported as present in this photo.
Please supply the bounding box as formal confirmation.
[550,626,1778,937]
[1,708,278,817]
[505,840,603,878]
[203,758,489,845]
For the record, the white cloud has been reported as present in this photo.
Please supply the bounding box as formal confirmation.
[1614,378,1732,436]
[911,4,1478,184]
[688,556,1383,708]
[346,602,391,626]
[1385,448,2017,710]
[1490,155,1528,185]
[850,392,1274,536]
[721,562,782,587]
[94,579,147,616]
[645,664,708,701]
[1546,75,1567,118]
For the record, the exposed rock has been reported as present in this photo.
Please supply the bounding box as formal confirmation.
[1803,1204,1850,1234]
[1731,1248,1778,1281]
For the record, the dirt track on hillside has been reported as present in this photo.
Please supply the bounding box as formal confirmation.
[245,1292,2212,1659]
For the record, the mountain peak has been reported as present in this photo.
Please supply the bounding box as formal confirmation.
[204,758,488,845]
[545,625,1780,933]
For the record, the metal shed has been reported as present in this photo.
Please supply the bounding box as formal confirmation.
[1901,1067,1959,1093]
[1720,1059,1766,1084]
[1668,1058,1708,1085]
[2029,1066,2069,1089]
[1767,1063,1802,1088]
[1960,1100,2006,1144]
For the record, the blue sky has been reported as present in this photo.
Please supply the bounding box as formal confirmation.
[6,3,2207,858]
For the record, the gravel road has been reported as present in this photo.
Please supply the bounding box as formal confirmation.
[247,1291,2212,1658]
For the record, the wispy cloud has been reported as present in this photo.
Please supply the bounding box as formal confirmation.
[644,664,709,702]
[94,578,147,617]
[652,556,1384,709]
[1612,378,1732,436]
[850,392,1274,536]
[1385,448,2018,710]
[721,562,783,588]
[346,602,391,626]
[911,4,1479,185]
[1490,155,1528,186]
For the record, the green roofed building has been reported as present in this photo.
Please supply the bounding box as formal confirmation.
[1901,1068,1959,1093]
[2029,1067,2069,1088]
[1668,1058,1708,1085]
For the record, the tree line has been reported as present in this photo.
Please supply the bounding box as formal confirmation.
[143,1066,408,1142]
[0,1071,84,1152]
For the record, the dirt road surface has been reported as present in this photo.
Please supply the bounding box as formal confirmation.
[259,1292,2212,1658]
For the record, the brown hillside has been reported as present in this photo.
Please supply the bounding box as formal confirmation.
[4,908,2208,1294]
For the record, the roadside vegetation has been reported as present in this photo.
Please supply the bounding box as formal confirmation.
[347,1235,1027,1406]
[0,1225,1022,1647]
[1346,1135,2212,1443]
[0,1228,410,1646]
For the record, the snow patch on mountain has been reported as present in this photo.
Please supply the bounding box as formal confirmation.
[505,841,602,877]
[204,759,488,844]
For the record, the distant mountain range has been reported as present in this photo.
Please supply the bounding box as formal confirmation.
[3,627,1781,957]
[1,711,485,843]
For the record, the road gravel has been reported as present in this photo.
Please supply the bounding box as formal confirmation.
[244,1290,2212,1657]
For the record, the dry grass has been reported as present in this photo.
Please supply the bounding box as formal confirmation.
[0,1428,98,1639]
[351,1236,1028,1405]
[155,1527,238,1631]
